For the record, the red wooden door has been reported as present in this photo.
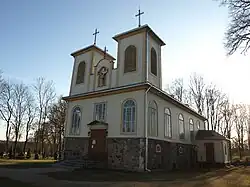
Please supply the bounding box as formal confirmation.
[89,129,107,161]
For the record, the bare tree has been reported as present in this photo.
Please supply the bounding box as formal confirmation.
[33,77,55,156]
[23,89,36,153]
[233,104,248,159]
[218,0,250,55]
[204,85,227,131]
[167,78,185,102]
[11,83,29,156]
[219,98,235,161]
[189,73,206,116]
[0,80,14,153]
[48,96,66,159]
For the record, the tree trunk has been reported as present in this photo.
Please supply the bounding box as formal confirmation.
[13,132,18,157]
[58,129,62,160]
[23,131,29,153]
[5,121,11,153]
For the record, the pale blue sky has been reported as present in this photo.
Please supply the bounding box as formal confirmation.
[0,0,249,140]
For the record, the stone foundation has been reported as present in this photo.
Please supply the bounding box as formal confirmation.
[148,138,198,171]
[64,137,89,160]
[107,138,145,171]
[64,137,197,171]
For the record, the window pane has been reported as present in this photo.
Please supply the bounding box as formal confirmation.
[71,107,81,135]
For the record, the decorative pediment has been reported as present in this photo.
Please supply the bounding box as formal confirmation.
[87,120,108,130]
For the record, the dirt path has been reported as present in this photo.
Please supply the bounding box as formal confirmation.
[0,167,144,187]
[0,166,249,187]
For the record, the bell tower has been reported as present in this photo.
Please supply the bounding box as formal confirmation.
[113,24,165,89]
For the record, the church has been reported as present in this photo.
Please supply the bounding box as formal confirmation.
[62,13,230,171]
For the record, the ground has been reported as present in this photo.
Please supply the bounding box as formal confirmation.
[0,159,249,187]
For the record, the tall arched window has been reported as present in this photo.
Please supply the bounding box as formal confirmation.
[124,45,136,73]
[164,108,172,138]
[151,48,157,76]
[189,118,194,141]
[196,120,200,130]
[76,61,86,84]
[71,107,81,135]
[122,99,136,133]
[148,101,158,136]
[179,114,185,139]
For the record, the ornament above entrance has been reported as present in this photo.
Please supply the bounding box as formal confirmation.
[87,120,108,130]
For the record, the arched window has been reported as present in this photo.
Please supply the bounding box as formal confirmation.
[122,99,136,133]
[196,120,200,130]
[124,45,136,73]
[97,66,108,87]
[148,101,158,136]
[164,108,172,138]
[71,107,81,135]
[179,114,185,139]
[76,61,86,84]
[151,48,157,76]
[189,118,194,141]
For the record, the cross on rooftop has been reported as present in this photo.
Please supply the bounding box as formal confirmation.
[104,46,108,59]
[135,8,144,27]
[93,28,99,45]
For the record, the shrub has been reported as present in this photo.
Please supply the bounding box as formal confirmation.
[26,149,31,159]
[54,152,58,160]
[34,153,39,160]
[16,152,25,160]
[8,148,12,159]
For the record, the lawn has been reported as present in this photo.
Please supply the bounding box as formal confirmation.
[0,159,56,169]
[47,166,250,187]
[0,177,37,187]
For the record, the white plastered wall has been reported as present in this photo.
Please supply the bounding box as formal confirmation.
[65,90,145,138]
[196,140,230,163]
[147,92,205,143]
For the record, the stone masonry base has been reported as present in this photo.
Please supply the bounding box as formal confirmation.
[64,137,197,171]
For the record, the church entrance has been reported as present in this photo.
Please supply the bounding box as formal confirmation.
[88,129,107,161]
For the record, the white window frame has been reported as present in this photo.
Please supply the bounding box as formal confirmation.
[189,118,194,141]
[122,99,136,133]
[70,107,81,135]
[196,120,200,130]
[148,101,158,137]
[179,113,185,139]
[94,102,107,122]
[164,108,172,138]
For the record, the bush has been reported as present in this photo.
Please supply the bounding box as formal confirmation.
[8,148,12,159]
[54,152,58,160]
[34,153,39,160]
[0,152,3,158]
[16,152,25,160]
[26,149,31,159]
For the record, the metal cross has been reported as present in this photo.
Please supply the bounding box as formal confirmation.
[104,46,108,59]
[93,28,99,45]
[135,8,144,27]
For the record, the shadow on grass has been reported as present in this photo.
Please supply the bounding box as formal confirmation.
[0,177,37,187]
[47,167,238,182]
[0,160,55,169]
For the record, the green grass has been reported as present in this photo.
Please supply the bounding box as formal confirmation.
[0,177,37,187]
[0,159,56,169]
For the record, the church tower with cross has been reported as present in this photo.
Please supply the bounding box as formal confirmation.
[62,9,227,172]
[69,9,165,96]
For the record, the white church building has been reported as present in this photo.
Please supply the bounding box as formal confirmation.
[62,24,230,171]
